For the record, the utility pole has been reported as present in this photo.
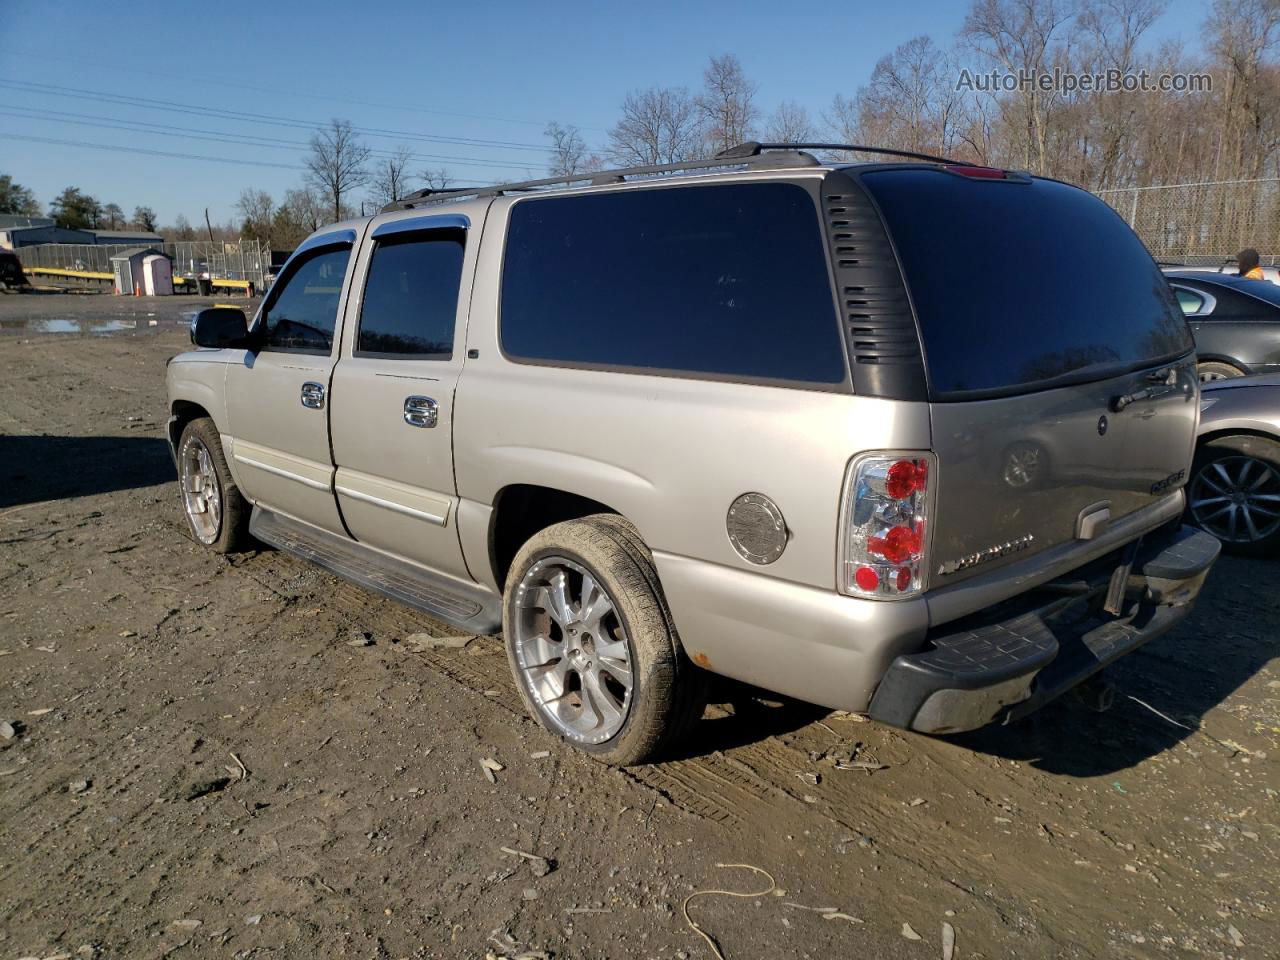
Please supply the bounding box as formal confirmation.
[204,208,215,244]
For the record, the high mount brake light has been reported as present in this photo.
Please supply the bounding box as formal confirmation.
[839,453,935,599]
[943,165,1007,179]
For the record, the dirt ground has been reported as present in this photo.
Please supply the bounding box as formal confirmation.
[1,293,1277,960]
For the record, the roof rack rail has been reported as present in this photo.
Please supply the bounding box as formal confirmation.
[381,141,955,212]
[720,141,959,164]
[383,149,820,212]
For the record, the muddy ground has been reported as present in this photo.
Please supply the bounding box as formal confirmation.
[0,294,1277,960]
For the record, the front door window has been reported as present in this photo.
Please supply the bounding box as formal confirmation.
[260,247,351,353]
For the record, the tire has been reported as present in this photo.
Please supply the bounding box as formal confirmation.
[1187,434,1280,555]
[502,514,708,765]
[176,417,251,553]
[1197,360,1246,382]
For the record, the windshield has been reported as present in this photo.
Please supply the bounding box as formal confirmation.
[862,170,1193,399]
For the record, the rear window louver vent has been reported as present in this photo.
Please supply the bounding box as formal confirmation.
[821,173,928,399]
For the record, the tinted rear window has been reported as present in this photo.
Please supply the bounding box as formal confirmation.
[1201,276,1280,310]
[500,182,845,385]
[862,171,1193,397]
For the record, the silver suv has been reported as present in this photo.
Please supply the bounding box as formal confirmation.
[166,143,1219,764]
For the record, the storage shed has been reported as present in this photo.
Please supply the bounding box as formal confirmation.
[110,247,169,295]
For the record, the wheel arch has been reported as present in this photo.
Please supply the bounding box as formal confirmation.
[1197,426,1280,449]
[488,483,626,590]
[169,398,213,451]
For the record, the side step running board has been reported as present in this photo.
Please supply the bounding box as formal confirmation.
[250,507,502,635]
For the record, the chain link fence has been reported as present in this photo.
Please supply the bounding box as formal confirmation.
[1097,178,1280,266]
[14,239,271,288]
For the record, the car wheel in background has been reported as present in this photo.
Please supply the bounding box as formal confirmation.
[502,514,707,765]
[1187,434,1280,554]
[177,417,251,553]
[1196,361,1246,382]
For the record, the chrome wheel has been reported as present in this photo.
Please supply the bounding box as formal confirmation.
[511,556,633,744]
[180,436,222,544]
[1199,370,1229,382]
[1189,455,1280,544]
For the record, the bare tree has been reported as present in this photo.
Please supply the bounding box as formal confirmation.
[305,119,371,221]
[765,101,815,143]
[607,87,703,166]
[269,189,326,249]
[698,53,758,154]
[420,168,454,191]
[1207,0,1280,180]
[856,35,968,157]
[546,121,588,177]
[825,93,861,145]
[171,213,196,241]
[962,0,1079,173]
[236,189,275,243]
[369,145,414,208]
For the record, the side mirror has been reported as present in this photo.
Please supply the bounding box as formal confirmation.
[191,307,250,349]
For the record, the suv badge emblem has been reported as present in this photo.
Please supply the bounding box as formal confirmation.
[1097,415,1109,436]
[938,533,1036,576]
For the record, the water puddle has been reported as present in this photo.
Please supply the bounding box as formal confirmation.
[0,318,162,335]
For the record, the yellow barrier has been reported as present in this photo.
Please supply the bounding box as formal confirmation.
[27,266,113,281]
[173,276,252,290]
[27,267,252,292]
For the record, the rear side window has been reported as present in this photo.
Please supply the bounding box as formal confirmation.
[261,246,351,353]
[1173,287,1206,315]
[357,232,464,358]
[861,171,1193,398]
[500,182,846,385]
[1202,283,1279,318]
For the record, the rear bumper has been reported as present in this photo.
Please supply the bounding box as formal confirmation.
[868,524,1220,734]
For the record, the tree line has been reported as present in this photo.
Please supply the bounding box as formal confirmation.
[548,0,1279,192]
[233,119,454,251]
[243,0,1280,249]
[0,176,160,234]
[4,0,1276,253]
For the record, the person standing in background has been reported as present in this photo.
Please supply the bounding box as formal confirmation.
[1237,248,1266,280]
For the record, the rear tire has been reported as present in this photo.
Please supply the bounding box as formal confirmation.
[1197,361,1246,382]
[1187,434,1280,555]
[177,417,251,554]
[502,514,707,765]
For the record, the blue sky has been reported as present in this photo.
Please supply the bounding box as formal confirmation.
[1,0,1210,226]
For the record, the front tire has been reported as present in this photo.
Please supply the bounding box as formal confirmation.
[1187,434,1280,554]
[177,417,250,553]
[502,515,707,765]
[1197,360,1246,382]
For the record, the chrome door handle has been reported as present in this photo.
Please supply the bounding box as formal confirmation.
[301,381,325,409]
[404,395,438,428]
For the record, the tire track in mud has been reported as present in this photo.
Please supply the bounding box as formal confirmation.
[226,548,793,829]
[170,510,1270,957]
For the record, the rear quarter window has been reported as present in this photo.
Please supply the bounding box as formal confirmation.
[499,182,846,386]
[861,170,1193,398]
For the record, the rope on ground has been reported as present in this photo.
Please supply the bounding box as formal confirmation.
[682,863,777,960]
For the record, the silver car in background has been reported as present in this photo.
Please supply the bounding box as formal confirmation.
[1192,374,1280,553]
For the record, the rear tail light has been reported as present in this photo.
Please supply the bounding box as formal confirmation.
[839,452,935,599]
